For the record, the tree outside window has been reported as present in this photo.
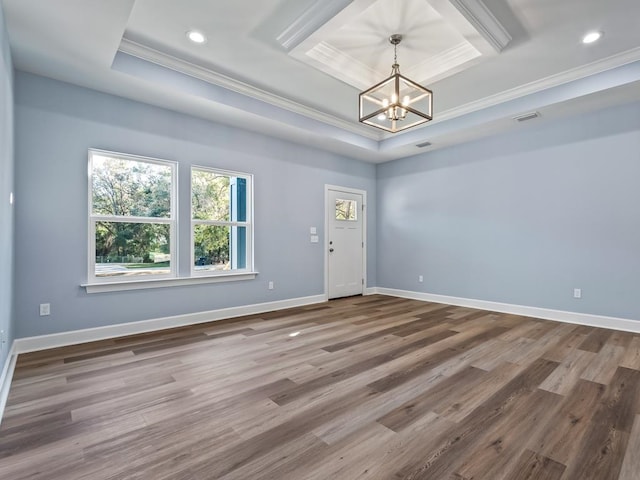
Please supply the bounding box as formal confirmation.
[87,150,253,285]
[88,150,176,281]
[191,167,251,274]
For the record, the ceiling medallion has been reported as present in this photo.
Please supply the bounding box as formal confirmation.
[359,34,433,133]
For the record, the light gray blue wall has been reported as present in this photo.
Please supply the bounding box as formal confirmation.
[0,4,14,371]
[13,67,640,341]
[14,72,376,338]
[377,101,640,320]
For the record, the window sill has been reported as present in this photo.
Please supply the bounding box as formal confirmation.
[82,272,259,294]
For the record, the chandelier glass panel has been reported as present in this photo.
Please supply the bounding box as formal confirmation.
[359,34,433,133]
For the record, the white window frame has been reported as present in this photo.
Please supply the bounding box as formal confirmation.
[87,149,178,285]
[190,166,254,278]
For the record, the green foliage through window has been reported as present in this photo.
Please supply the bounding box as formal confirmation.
[90,151,175,279]
[92,155,171,218]
[191,167,249,272]
[88,150,252,282]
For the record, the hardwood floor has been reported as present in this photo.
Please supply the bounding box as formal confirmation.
[1,295,640,479]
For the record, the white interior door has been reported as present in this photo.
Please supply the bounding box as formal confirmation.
[327,188,364,299]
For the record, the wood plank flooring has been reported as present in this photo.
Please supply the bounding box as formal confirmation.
[1,295,640,479]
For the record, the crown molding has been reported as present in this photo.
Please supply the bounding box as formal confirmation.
[118,39,640,146]
[307,40,482,90]
[406,42,482,84]
[118,38,380,140]
[433,45,640,124]
[305,41,379,90]
[449,0,512,52]
[276,0,354,51]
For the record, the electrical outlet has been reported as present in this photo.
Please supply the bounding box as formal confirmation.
[573,288,582,299]
[268,281,274,290]
[40,303,51,316]
[418,275,424,283]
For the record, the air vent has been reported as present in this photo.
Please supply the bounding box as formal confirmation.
[416,141,432,148]
[513,112,540,122]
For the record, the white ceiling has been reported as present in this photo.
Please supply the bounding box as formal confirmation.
[3,0,640,163]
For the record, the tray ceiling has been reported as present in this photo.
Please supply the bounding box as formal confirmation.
[284,0,510,90]
[3,0,640,162]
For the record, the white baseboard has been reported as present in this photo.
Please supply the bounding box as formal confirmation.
[0,343,17,426]
[374,287,640,333]
[13,294,327,354]
[364,287,377,296]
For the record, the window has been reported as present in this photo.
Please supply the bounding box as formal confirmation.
[88,150,176,283]
[335,198,357,221]
[191,167,252,275]
[87,150,255,290]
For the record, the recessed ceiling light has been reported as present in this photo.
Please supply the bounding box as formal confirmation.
[582,31,602,44]
[187,30,206,44]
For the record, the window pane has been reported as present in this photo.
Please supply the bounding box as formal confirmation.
[92,155,172,218]
[95,222,170,277]
[232,177,247,223]
[231,225,248,270]
[194,225,247,271]
[336,199,357,221]
[194,225,230,271]
[192,170,231,221]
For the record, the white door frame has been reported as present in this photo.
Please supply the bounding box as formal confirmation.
[324,184,367,300]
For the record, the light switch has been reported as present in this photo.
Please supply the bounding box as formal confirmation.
[310,227,317,234]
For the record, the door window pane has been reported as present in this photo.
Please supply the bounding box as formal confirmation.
[336,199,357,221]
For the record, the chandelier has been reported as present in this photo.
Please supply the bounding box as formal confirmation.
[359,34,433,133]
